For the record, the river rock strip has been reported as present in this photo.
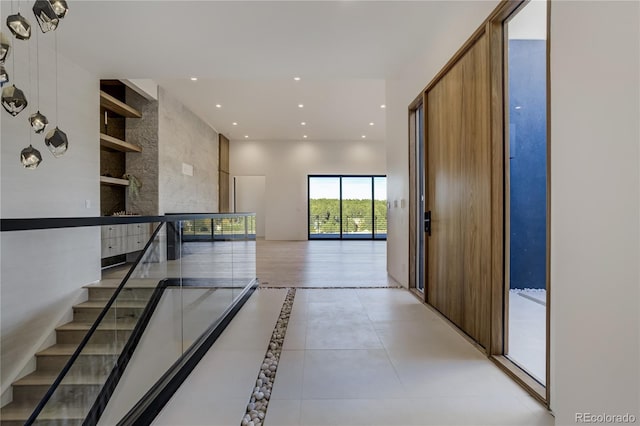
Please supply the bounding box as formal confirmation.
[241,288,296,426]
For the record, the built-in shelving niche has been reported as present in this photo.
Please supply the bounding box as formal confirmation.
[99,80,143,216]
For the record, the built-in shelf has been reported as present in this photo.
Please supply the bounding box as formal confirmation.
[100,133,142,153]
[100,91,142,118]
[100,176,130,187]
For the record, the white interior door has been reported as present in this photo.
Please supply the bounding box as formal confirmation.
[233,176,266,238]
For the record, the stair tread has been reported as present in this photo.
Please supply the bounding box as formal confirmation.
[1,401,85,420]
[56,321,136,331]
[14,371,107,386]
[74,300,148,309]
[84,278,159,289]
[37,343,124,357]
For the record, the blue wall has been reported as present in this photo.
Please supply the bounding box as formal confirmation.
[508,39,547,290]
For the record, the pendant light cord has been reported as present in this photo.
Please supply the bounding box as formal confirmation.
[36,28,40,108]
[11,0,15,79]
[55,30,58,125]
[28,20,32,146]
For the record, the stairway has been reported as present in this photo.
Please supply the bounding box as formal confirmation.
[0,280,155,426]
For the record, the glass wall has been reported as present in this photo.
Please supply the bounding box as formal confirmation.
[373,176,387,240]
[504,0,548,385]
[308,175,387,240]
[308,177,341,238]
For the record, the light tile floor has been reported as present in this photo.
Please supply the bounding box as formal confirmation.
[154,288,553,426]
[154,289,287,426]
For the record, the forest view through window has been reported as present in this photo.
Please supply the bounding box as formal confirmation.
[308,175,387,240]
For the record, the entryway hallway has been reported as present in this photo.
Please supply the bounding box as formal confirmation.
[154,241,553,425]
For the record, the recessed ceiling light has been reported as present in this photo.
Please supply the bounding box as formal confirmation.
[232,122,238,126]
[380,104,386,109]
[190,77,198,81]
[303,135,308,138]
[215,104,222,108]
[298,104,304,108]
[369,122,374,126]
[515,106,522,110]
[361,135,366,139]
[294,77,301,81]
[301,122,306,126]
[244,135,249,138]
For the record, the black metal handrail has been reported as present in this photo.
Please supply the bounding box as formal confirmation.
[0,212,255,232]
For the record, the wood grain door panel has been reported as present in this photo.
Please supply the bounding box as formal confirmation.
[426,34,491,349]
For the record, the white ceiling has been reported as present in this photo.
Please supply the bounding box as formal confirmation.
[5,1,499,141]
[155,78,387,141]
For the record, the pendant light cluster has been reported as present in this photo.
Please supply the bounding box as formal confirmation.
[2,0,70,169]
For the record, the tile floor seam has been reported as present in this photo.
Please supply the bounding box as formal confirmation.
[298,293,307,426]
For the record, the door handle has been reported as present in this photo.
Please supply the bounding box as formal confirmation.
[424,211,431,236]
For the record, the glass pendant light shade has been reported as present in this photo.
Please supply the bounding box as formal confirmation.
[0,32,10,63]
[29,110,48,133]
[45,126,68,157]
[49,0,69,19]
[2,84,28,116]
[33,0,59,33]
[0,64,8,86]
[6,13,32,40]
[20,145,43,169]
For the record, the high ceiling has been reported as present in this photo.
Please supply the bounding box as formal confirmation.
[16,1,498,141]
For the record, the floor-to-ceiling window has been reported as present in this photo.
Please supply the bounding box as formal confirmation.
[308,175,387,240]
[504,0,548,386]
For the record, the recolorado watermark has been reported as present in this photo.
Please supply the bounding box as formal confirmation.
[576,413,637,424]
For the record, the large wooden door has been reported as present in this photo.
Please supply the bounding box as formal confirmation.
[426,34,491,349]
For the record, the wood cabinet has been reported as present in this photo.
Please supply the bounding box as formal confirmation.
[100,223,152,259]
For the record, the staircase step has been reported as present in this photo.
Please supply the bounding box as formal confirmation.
[72,300,148,322]
[84,279,157,301]
[36,343,122,373]
[56,321,136,331]
[1,400,84,426]
[37,343,123,357]
[10,371,106,409]
[14,371,108,387]
[55,321,135,345]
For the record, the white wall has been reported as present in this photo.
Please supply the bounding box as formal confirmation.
[550,1,639,422]
[0,33,101,402]
[158,87,219,214]
[230,139,386,240]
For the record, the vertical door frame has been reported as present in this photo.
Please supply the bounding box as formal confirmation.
[486,0,552,406]
[408,96,427,300]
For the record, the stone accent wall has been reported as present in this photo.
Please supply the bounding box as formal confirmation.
[158,87,219,214]
[126,88,160,215]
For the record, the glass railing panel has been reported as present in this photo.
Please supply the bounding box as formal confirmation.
[31,222,163,425]
[177,214,256,349]
[98,215,257,424]
[232,218,257,295]
[18,214,257,425]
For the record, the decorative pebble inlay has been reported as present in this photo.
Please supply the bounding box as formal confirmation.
[241,288,296,426]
